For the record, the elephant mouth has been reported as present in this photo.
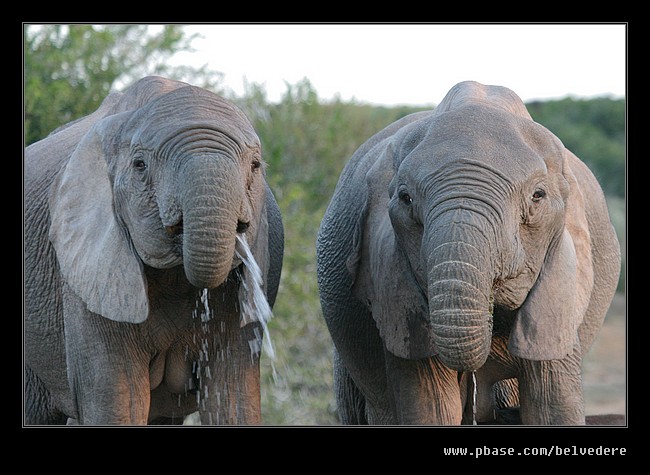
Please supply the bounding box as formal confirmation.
[162,218,251,272]
[165,219,184,237]
[165,219,185,255]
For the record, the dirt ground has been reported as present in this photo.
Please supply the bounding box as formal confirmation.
[582,292,626,421]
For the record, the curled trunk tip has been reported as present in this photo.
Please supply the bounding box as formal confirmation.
[431,319,492,371]
[180,156,243,289]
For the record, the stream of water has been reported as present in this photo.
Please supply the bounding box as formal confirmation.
[472,371,478,425]
[235,234,275,360]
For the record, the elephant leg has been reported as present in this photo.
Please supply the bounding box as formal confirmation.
[333,347,368,424]
[67,355,151,425]
[68,361,151,424]
[517,346,585,425]
[63,291,151,424]
[384,352,462,425]
[24,365,67,425]
[492,378,521,423]
[195,318,263,425]
[328,303,394,424]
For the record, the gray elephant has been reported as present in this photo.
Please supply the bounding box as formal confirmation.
[316,80,621,425]
[24,76,284,425]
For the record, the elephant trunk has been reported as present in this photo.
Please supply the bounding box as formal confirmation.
[180,155,247,289]
[425,208,496,372]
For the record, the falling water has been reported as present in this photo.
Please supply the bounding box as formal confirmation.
[182,287,213,424]
[200,287,210,322]
[235,234,275,361]
[472,371,478,426]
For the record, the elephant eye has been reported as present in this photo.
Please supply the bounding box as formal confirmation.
[398,189,413,205]
[133,158,147,171]
[251,159,261,172]
[532,189,546,202]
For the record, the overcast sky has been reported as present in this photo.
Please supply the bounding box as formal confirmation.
[171,23,627,106]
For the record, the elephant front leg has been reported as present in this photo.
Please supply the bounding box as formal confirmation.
[66,352,152,424]
[384,352,463,425]
[63,305,151,424]
[195,320,263,425]
[517,347,585,425]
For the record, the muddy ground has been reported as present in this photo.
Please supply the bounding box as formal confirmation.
[582,292,626,421]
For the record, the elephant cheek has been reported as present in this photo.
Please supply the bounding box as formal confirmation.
[143,245,184,269]
[115,196,182,270]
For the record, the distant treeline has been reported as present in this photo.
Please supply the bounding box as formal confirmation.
[526,97,625,198]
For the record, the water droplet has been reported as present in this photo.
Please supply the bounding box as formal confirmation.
[200,288,211,322]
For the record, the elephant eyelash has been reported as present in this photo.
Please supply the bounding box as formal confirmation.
[251,159,262,172]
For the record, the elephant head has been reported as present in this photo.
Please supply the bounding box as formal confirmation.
[47,76,268,323]
[349,81,600,372]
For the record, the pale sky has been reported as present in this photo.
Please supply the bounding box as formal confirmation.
[171,23,627,106]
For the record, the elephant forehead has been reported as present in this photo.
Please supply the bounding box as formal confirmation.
[430,105,525,147]
[411,106,555,174]
[128,87,259,148]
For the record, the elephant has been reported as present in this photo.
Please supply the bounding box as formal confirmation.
[24,76,284,425]
[316,80,621,425]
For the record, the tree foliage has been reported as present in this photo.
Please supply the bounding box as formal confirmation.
[24,24,222,145]
[527,97,626,197]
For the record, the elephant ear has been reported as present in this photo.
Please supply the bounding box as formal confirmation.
[372,232,434,359]
[508,148,594,360]
[48,117,149,323]
[364,143,435,360]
